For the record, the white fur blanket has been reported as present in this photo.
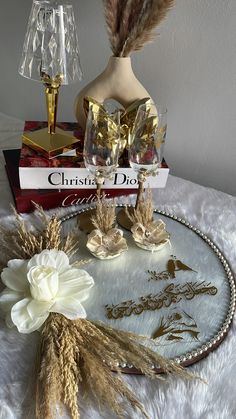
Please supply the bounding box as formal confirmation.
[0,113,236,419]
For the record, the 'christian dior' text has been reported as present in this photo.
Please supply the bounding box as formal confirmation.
[48,172,138,187]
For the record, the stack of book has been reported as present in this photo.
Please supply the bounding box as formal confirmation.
[3,121,169,213]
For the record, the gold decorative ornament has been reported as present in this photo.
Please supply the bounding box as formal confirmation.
[120,97,153,149]
[134,117,166,159]
[131,218,170,251]
[148,256,197,281]
[105,281,218,320]
[90,109,120,152]
[122,189,170,249]
[86,195,128,259]
[83,96,152,153]
[87,228,128,260]
[152,310,200,341]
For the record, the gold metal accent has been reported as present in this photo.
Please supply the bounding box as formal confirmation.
[152,310,200,341]
[92,115,120,153]
[83,96,106,119]
[105,281,218,320]
[41,72,63,135]
[22,73,81,157]
[135,118,166,158]
[120,97,153,151]
[83,97,120,153]
[148,256,197,281]
[83,96,152,153]
[22,127,81,158]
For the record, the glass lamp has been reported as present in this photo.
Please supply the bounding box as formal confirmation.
[19,0,82,158]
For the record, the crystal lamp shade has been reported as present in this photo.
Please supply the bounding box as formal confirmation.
[19,0,82,84]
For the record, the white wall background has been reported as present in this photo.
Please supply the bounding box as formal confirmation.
[0,0,235,195]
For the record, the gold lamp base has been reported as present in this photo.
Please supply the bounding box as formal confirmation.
[22,127,81,159]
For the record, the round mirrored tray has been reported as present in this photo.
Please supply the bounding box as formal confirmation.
[61,206,236,373]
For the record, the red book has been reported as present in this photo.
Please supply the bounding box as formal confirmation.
[4,149,136,213]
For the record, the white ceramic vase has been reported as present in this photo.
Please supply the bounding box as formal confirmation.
[74,56,152,129]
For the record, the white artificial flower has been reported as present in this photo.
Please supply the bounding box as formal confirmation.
[0,249,94,334]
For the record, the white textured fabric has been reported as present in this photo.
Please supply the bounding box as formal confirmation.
[0,113,236,419]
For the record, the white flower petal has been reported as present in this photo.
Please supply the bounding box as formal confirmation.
[1,260,29,292]
[27,299,52,320]
[57,268,94,300]
[52,250,70,272]
[11,298,48,333]
[50,297,87,320]
[28,266,59,301]
[0,289,23,313]
[28,249,69,272]
[7,259,28,271]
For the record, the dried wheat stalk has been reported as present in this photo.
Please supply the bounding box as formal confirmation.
[90,194,116,234]
[0,207,78,266]
[103,0,175,56]
[126,188,154,228]
[37,314,195,419]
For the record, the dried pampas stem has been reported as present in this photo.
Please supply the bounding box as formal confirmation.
[37,314,194,419]
[102,0,122,56]
[103,0,175,56]
[91,194,116,234]
[126,188,154,228]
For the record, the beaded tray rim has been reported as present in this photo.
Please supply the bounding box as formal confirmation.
[61,205,236,374]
